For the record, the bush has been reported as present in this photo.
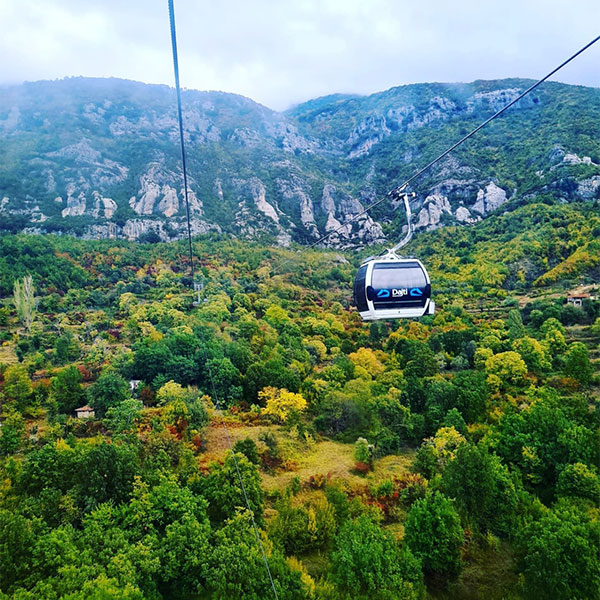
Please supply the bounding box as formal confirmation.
[405,491,463,580]
[233,437,260,465]
[557,463,600,503]
[354,437,373,465]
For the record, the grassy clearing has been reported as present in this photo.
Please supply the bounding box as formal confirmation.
[198,421,276,467]
[429,540,519,600]
[199,420,417,492]
[298,551,330,581]
[262,438,359,490]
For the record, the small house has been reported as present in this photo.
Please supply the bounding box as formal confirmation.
[75,405,95,419]
[129,379,142,393]
[567,293,591,307]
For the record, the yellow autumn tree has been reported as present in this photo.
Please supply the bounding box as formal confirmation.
[259,386,307,423]
[156,380,187,405]
[348,347,385,377]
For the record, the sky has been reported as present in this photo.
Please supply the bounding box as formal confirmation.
[1,0,599,111]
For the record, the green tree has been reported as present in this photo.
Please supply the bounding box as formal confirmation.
[564,342,593,387]
[0,410,26,455]
[2,364,32,409]
[354,437,372,465]
[453,370,488,423]
[507,309,525,340]
[518,506,600,600]
[13,274,36,331]
[442,408,467,435]
[205,356,243,405]
[156,380,187,405]
[50,366,86,414]
[53,331,80,365]
[270,492,337,554]
[89,371,131,418]
[208,511,308,600]
[330,516,424,600]
[202,452,264,525]
[404,491,463,580]
[76,441,139,509]
[556,463,600,503]
[543,327,567,361]
[494,398,598,490]
[442,443,521,537]
[0,509,35,594]
[233,438,260,465]
[485,351,527,388]
[540,317,565,337]
[104,399,143,434]
[61,575,145,600]
[512,337,551,373]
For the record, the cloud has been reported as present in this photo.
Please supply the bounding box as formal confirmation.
[1,0,599,110]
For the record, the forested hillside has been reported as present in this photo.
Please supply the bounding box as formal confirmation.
[0,198,598,599]
[1,77,599,245]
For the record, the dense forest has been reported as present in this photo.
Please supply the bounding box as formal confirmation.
[0,198,599,599]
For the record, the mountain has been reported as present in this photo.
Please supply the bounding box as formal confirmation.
[1,76,599,245]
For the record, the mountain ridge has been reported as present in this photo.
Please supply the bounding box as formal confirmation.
[1,76,599,246]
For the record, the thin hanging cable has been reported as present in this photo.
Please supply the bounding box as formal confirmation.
[168,0,195,283]
[298,34,600,253]
[204,356,281,600]
[167,2,280,597]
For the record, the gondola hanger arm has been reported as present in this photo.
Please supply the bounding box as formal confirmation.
[385,191,416,256]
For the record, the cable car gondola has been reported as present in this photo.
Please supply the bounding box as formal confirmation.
[353,252,434,320]
[353,191,435,320]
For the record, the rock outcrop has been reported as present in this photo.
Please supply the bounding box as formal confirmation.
[471,183,508,216]
[319,184,385,247]
[129,164,202,217]
[416,194,452,229]
[576,177,600,200]
[90,191,117,219]
[455,205,477,224]
[276,177,319,238]
[61,185,87,217]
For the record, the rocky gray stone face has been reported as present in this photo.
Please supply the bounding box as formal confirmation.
[49,140,102,163]
[233,177,291,245]
[319,184,385,247]
[455,205,477,224]
[343,88,535,159]
[0,106,20,131]
[129,163,202,218]
[82,222,120,239]
[61,185,86,217]
[276,177,319,238]
[348,114,391,158]
[90,191,117,219]
[466,88,535,113]
[471,183,508,216]
[249,178,280,224]
[563,153,595,166]
[576,177,600,200]
[416,194,452,229]
[548,146,566,164]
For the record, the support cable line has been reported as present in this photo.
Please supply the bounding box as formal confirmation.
[167,2,280,598]
[168,0,195,283]
[300,34,600,253]
[205,358,281,600]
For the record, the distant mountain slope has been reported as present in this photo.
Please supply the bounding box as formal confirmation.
[0,76,599,245]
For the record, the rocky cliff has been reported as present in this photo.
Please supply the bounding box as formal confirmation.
[1,77,599,246]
